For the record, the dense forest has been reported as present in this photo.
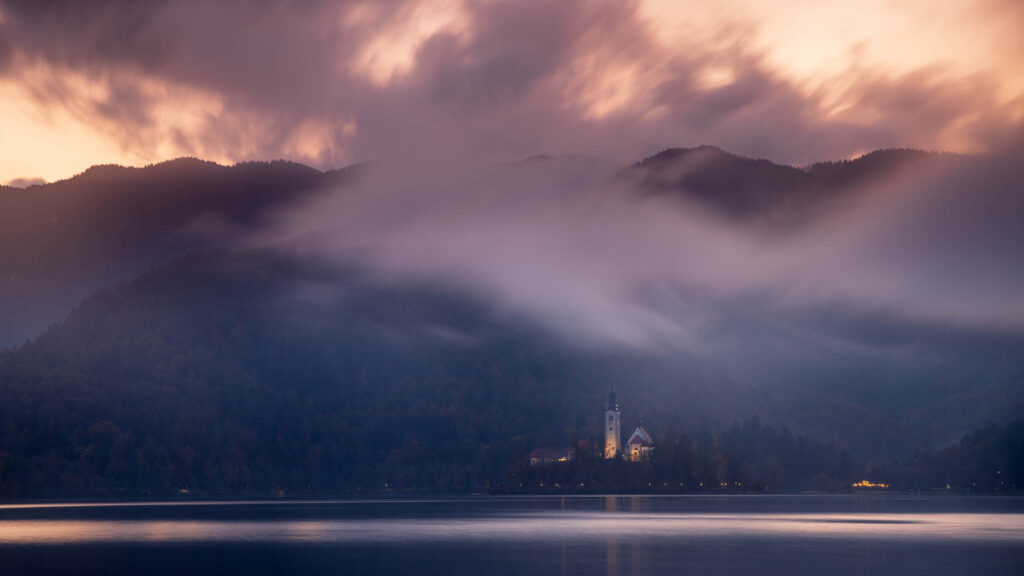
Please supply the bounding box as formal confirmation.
[0,251,602,497]
[871,420,1024,492]
[0,250,1020,497]
[504,417,857,494]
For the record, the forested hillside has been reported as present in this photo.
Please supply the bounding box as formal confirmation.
[0,251,603,496]
[0,250,1020,497]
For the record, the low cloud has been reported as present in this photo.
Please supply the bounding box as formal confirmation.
[258,142,1024,352]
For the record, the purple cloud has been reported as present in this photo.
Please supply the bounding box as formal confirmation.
[0,0,1019,172]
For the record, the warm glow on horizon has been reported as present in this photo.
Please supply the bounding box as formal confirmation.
[0,80,142,184]
[0,0,1020,183]
[852,480,891,489]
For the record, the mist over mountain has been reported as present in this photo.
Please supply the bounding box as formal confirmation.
[0,144,1022,496]
[0,145,979,349]
[0,246,1019,496]
[260,143,1022,350]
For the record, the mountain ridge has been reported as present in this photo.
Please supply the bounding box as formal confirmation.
[0,158,357,349]
[628,145,962,219]
[0,145,978,349]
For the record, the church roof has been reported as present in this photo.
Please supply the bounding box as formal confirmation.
[627,426,653,447]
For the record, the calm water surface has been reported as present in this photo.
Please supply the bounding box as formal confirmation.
[0,495,1021,575]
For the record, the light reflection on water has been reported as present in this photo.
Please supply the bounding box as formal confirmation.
[1,497,1022,575]
[0,511,1021,545]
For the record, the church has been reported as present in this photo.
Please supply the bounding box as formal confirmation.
[604,387,654,462]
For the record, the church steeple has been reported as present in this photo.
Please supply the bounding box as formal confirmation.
[604,385,621,459]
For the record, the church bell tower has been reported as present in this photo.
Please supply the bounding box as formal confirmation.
[604,386,621,459]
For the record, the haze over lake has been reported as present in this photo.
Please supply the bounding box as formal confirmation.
[1,496,1022,575]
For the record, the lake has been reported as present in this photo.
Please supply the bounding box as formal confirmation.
[0,495,1021,575]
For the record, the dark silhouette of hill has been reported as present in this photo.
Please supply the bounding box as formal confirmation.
[0,158,354,348]
[805,148,941,187]
[628,145,961,220]
[631,145,810,217]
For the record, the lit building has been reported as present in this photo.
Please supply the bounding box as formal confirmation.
[604,387,621,459]
[627,425,654,461]
[528,446,576,466]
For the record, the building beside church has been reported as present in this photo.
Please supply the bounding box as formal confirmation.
[605,387,654,461]
[627,425,654,461]
[528,446,576,466]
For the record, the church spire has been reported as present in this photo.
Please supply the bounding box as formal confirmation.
[604,385,621,459]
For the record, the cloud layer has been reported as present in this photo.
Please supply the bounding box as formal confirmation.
[259,143,1024,352]
[0,0,1022,181]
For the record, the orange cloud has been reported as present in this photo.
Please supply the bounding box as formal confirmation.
[0,0,1019,182]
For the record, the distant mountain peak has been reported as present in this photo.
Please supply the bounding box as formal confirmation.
[55,157,323,187]
[628,145,961,220]
[634,145,735,167]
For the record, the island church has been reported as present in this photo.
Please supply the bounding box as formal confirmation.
[605,387,654,462]
[528,387,654,466]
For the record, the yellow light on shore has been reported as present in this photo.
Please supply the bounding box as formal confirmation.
[852,480,890,489]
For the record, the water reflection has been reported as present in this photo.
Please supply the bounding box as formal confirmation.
[0,498,1020,576]
[0,511,1020,545]
[605,496,619,576]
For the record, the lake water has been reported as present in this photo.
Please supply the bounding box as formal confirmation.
[0,495,1021,575]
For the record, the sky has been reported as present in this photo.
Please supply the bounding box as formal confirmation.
[1,0,1022,185]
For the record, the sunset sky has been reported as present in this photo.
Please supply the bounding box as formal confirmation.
[0,0,1022,184]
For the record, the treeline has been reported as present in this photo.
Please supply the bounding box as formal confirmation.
[869,420,1023,492]
[507,418,1024,494]
[502,417,858,494]
[0,250,1020,498]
